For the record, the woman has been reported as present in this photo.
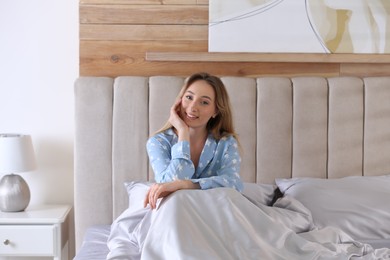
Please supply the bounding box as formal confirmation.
[144,72,243,209]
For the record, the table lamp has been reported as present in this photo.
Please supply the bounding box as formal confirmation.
[0,134,36,212]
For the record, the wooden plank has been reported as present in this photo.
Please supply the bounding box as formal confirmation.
[80,41,207,75]
[80,5,208,25]
[80,41,340,77]
[80,0,198,4]
[146,52,390,63]
[80,24,207,41]
[80,40,208,56]
[340,63,390,77]
[80,60,340,78]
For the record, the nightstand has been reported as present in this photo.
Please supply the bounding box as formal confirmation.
[0,205,71,260]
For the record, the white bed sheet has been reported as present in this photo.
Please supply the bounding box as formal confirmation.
[360,240,390,250]
[106,188,390,260]
[73,199,390,259]
[73,228,390,260]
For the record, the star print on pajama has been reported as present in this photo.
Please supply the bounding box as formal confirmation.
[146,128,243,192]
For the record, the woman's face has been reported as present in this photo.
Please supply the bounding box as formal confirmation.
[180,80,217,130]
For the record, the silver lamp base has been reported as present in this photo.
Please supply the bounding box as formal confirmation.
[0,174,31,212]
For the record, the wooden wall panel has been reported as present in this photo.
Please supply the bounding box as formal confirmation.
[79,2,390,77]
[80,24,207,41]
[80,5,208,24]
[80,0,202,4]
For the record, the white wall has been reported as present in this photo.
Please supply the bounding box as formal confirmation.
[0,0,78,257]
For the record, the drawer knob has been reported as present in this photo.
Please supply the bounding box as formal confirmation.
[3,239,10,245]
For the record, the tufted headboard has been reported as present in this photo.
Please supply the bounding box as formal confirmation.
[74,76,390,250]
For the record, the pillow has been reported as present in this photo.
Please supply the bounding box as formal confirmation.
[124,181,152,212]
[241,182,277,207]
[275,175,390,240]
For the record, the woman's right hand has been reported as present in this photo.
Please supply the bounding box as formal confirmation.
[169,99,189,141]
[143,180,200,210]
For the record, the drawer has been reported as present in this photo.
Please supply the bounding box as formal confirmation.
[0,225,55,256]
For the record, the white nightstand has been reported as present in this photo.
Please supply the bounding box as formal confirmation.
[0,205,71,260]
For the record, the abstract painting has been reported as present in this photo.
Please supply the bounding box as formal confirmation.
[209,0,390,53]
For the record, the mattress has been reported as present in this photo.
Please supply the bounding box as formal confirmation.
[73,225,110,260]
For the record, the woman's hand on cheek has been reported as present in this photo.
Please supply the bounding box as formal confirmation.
[169,99,189,138]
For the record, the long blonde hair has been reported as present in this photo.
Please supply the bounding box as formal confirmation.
[156,72,239,141]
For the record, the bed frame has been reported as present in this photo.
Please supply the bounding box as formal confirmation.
[74,75,390,251]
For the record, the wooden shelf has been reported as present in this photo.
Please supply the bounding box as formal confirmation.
[146,52,390,63]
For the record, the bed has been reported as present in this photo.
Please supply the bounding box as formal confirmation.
[73,75,390,259]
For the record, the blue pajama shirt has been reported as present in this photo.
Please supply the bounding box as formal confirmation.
[146,129,243,192]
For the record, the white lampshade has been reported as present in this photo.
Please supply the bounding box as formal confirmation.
[0,134,36,173]
[0,134,36,212]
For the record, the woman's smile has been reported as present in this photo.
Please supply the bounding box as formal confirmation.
[185,113,199,120]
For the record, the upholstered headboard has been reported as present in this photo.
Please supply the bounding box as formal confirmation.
[74,76,390,251]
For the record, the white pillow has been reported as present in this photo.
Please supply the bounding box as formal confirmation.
[124,181,152,212]
[275,175,390,240]
[241,182,277,207]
